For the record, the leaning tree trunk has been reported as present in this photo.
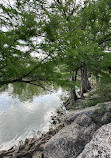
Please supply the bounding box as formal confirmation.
[81,64,91,98]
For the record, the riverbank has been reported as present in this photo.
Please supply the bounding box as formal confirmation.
[0,125,63,158]
[1,101,111,158]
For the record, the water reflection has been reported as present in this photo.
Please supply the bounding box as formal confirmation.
[0,83,45,101]
[0,83,66,150]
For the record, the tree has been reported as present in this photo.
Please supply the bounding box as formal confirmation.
[0,0,62,89]
[0,0,111,106]
[40,0,111,104]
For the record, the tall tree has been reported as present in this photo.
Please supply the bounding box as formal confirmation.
[40,0,111,104]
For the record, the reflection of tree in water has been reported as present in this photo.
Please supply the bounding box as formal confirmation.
[0,83,66,102]
[53,83,69,92]
[0,84,8,93]
[0,83,45,101]
[14,83,46,101]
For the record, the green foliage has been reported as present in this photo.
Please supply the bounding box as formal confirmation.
[0,0,111,97]
[44,15,60,42]
[79,78,111,108]
[97,78,111,101]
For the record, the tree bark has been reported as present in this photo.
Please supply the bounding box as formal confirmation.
[69,70,78,106]
[63,70,78,108]
[81,64,91,98]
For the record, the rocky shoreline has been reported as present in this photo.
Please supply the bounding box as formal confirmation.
[0,125,63,158]
[1,102,111,158]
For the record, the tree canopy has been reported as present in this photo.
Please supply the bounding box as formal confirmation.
[0,0,111,96]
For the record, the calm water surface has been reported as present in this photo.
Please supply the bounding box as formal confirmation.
[0,83,66,150]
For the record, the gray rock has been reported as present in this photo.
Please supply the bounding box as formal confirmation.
[74,114,92,127]
[101,112,111,123]
[44,102,111,158]
[64,102,111,126]
[77,123,111,158]
[43,114,97,158]
[64,105,100,125]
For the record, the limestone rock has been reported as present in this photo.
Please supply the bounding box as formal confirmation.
[101,112,111,123]
[43,114,97,158]
[77,123,111,158]
[74,114,92,127]
[64,102,111,126]
[64,105,100,125]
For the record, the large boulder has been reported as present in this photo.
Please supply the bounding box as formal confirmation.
[64,102,111,126]
[44,102,111,158]
[77,123,111,158]
[64,105,100,125]
[43,114,98,158]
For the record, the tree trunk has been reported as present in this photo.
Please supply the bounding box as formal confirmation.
[69,70,78,106]
[63,70,78,108]
[81,64,91,98]
[70,87,78,105]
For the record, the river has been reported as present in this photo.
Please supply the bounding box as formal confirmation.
[0,83,66,151]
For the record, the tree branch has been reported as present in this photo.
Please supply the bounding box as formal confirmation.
[98,33,111,45]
